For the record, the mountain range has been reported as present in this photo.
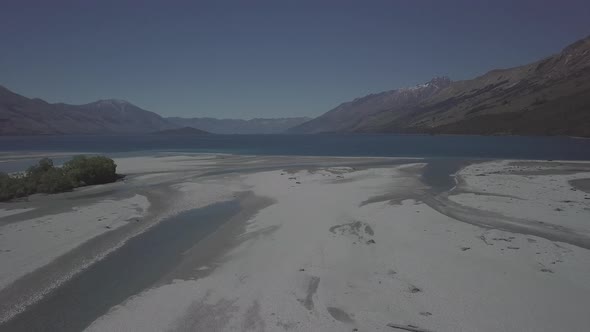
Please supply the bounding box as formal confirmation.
[0,86,306,135]
[166,117,311,134]
[0,87,174,135]
[290,77,452,133]
[290,35,590,137]
[1,35,589,137]
[151,126,210,136]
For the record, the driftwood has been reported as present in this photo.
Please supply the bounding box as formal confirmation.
[386,323,433,332]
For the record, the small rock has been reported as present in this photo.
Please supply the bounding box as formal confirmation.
[460,247,471,251]
[492,237,512,242]
[105,226,112,229]
[299,268,305,272]
[419,312,432,316]
[410,286,421,293]
[366,239,376,244]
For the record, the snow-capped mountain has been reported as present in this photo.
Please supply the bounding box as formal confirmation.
[289,77,452,134]
[291,35,590,137]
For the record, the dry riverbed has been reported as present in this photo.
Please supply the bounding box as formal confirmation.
[1,154,590,332]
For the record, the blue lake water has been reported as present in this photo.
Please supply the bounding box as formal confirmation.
[0,134,589,160]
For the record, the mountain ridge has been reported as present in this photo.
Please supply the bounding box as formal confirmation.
[291,35,590,137]
[166,116,311,134]
[2,35,589,137]
[289,77,452,134]
[0,87,309,135]
[151,126,210,136]
[0,87,174,135]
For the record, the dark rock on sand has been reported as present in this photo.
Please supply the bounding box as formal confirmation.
[409,286,422,293]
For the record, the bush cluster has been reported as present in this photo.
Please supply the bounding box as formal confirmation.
[0,155,119,202]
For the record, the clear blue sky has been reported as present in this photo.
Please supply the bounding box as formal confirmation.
[1,0,589,119]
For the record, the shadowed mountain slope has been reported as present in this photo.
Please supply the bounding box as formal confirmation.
[292,35,590,137]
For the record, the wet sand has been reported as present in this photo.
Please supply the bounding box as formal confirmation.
[570,178,590,193]
[1,154,590,331]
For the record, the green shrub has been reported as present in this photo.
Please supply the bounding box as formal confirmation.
[63,155,118,186]
[0,172,19,201]
[37,168,75,194]
[0,155,119,202]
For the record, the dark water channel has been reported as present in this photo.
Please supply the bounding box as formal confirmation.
[0,200,241,332]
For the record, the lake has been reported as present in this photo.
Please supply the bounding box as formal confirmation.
[0,134,589,172]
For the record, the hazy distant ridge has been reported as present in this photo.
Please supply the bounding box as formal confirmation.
[0,87,309,135]
[166,117,312,134]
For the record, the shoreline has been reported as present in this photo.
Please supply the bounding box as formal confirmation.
[1,153,590,331]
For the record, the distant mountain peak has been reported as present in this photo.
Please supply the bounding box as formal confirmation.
[92,99,132,108]
[0,85,175,135]
[426,76,452,87]
[407,76,451,90]
[104,98,130,104]
[83,99,140,114]
[562,35,590,54]
[290,76,453,134]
